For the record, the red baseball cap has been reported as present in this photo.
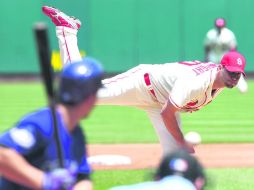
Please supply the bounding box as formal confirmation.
[220,51,246,76]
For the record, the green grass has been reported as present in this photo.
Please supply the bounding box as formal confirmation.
[92,168,254,190]
[92,169,154,190]
[205,168,254,190]
[0,82,46,132]
[0,80,254,190]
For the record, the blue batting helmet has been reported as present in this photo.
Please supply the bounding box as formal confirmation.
[58,57,104,105]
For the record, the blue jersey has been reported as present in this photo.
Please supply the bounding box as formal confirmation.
[0,107,91,190]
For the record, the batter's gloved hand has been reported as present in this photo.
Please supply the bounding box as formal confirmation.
[42,163,78,190]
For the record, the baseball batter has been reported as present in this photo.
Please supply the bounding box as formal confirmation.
[43,6,246,154]
[204,18,248,93]
[0,58,103,189]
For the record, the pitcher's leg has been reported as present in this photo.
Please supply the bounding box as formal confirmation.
[97,65,146,106]
[97,76,140,105]
[145,108,181,155]
[42,6,82,66]
[56,27,82,66]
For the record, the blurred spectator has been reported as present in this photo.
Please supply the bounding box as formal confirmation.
[204,17,248,93]
[109,149,206,190]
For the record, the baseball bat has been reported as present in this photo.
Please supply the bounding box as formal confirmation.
[33,22,64,168]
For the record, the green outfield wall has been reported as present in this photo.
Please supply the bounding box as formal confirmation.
[0,0,253,73]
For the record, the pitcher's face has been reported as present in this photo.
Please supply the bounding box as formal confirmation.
[222,68,241,88]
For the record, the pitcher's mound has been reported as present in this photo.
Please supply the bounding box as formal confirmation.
[88,143,254,170]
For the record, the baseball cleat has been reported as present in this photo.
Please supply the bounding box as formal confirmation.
[42,6,81,30]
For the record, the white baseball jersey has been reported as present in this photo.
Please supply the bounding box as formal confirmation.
[98,61,223,113]
[204,27,237,64]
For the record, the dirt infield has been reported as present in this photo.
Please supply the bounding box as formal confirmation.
[87,143,254,170]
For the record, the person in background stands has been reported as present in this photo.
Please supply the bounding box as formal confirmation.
[204,17,248,93]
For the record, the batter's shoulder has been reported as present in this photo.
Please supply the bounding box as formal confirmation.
[17,108,54,136]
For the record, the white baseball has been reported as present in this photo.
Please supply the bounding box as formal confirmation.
[184,131,201,145]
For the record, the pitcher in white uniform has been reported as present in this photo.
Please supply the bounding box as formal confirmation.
[204,17,248,93]
[43,6,247,155]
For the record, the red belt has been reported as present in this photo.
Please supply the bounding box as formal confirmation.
[144,73,157,98]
